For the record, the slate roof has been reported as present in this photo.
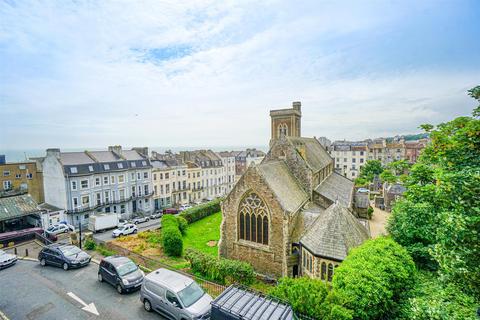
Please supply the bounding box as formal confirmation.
[300,202,370,261]
[60,152,94,165]
[0,194,40,221]
[256,160,308,213]
[287,137,332,172]
[315,172,354,207]
[291,202,325,243]
[88,151,119,162]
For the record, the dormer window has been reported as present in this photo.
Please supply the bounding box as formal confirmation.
[70,167,78,174]
[131,162,136,167]
[104,164,110,170]
[118,163,123,169]
[142,161,147,166]
[88,165,94,172]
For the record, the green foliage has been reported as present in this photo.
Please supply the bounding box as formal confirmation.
[179,198,222,224]
[146,231,162,244]
[96,244,116,257]
[185,248,254,285]
[380,169,397,184]
[467,85,480,117]
[269,277,330,319]
[367,206,374,219]
[387,160,412,176]
[354,176,369,187]
[176,216,188,236]
[397,271,478,320]
[84,238,96,250]
[358,160,383,182]
[162,215,183,257]
[332,237,416,320]
[182,211,222,257]
[387,200,438,270]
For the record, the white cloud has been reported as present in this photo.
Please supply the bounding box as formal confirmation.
[0,0,478,150]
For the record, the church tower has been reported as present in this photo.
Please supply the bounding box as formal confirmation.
[270,101,302,146]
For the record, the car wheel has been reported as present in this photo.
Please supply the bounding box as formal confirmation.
[134,221,138,225]
[143,299,152,312]
[116,284,123,294]
[64,229,68,233]
[98,273,103,282]
[63,262,69,271]
[40,258,46,266]
[133,229,137,234]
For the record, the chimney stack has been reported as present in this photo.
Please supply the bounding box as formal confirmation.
[46,148,61,159]
[108,145,123,156]
[292,101,301,111]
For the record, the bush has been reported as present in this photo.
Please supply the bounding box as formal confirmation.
[162,215,183,257]
[96,244,116,257]
[367,206,374,219]
[332,237,416,320]
[176,216,188,236]
[185,248,255,285]
[179,198,222,224]
[269,277,330,318]
[84,238,96,250]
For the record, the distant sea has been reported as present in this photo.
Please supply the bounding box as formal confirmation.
[0,145,268,163]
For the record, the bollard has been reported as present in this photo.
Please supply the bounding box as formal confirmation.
[25,248,29,257]
[14,247,17,255]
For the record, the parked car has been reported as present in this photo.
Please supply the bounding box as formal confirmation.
[45,224,71,235]
[0,249,17,269]
[179,204,192,211]
[98,256,144,294]
[38,244,91,270]
[140,268,212,320]
[163,208,179,215]
[131,216,150,224]
[58,222,76,232]
[112,224,137,238]
[210,285,297,320]
[150,212,163,220]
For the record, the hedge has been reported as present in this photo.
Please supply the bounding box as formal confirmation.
[185,248,255,285]
[332,237,416,320]
[161,215,183,257]
[179,198,222,224]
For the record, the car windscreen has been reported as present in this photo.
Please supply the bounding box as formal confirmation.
[116,261,138,276]
[178,282,205,308]
[47,226,56,231]
[60,246,82,256]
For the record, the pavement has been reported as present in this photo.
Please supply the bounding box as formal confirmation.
[369,202,390,238]
[92,218,162,244]
[0,260,165,320]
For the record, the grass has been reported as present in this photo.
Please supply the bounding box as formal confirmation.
[182,211,222,256]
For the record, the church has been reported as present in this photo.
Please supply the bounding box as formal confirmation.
[219,102,370,280]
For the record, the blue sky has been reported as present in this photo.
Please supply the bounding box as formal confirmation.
[1,0,479,150]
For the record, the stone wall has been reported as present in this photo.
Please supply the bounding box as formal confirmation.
[219,166,288,278]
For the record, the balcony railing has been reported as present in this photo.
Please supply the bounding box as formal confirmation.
[67,196,134,214]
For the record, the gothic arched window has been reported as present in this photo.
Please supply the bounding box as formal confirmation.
[278,123,288,138]
[321,262,327,280]
[327,263,334,281]
[238,192,269,245]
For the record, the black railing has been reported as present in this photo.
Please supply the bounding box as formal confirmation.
[67,196,134,214]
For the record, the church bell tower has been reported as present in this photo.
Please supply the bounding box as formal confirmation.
[269,101,302,146]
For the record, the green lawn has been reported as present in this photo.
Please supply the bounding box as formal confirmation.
[183,211,222,256]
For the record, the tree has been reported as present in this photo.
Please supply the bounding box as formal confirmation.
[387,159,411,176]
[269,277,330,318]
[358,160,383,182]
[332,237,416,320]
[388,87,480,297]
[380,169,397,184]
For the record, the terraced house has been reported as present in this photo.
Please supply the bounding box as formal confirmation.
[41,146,153,226]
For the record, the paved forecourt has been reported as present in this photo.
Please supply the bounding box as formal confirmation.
[0,260,164,320]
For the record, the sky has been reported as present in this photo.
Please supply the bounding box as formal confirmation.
[1,0,479,151]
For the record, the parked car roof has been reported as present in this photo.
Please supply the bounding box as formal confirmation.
[145,268,193,293]
[104,255,132,267]
[211,285,296,320]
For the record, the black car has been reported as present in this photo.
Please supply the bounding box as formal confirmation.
[98,256,144,294]
[38,244,91,270]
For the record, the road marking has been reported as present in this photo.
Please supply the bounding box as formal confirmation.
[67,292,99,316]
[0,309,10,320]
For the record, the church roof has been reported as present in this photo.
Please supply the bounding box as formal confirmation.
[300,202,370,261]
[256,160,308,213]
[286,137,332,173]
[291,202,325,243]
[315,172,354,207]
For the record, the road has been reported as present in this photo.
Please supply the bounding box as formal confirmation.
[0,260,165,320]
[92,218,162,243]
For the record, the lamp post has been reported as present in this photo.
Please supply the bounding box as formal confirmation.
[78,219,82,249]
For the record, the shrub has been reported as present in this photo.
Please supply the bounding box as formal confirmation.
[179,198,222,224]
[332,237,416,320]
[176,216,188,236]
[96,244,116,257]
[367,206,374,219]
[269,277,330,318]
[84,238,96,250]
[162,215,183,257]
[185,248,254,285]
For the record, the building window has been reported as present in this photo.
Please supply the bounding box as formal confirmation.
[81,195,90,207]
[95,177,101,186]
[327,263,334,281]
[118,163,123,169]
[104,164,110,170]
[72,197,78,207]
[104,191,110,203]
[111,176,115,184]
[80,179,89,189]
[278,123,288,137]
[153,174,157,181]
[71,181,77,191]
[144,185,149,194]
[144,172,148,179]
[3,180,12,190]
[88,165,94,172]
[15,173,21,179]
[70,167,77,174]
[103,176,109,185]
[26,173,33,179]
[118,175,124,183]
[238,192,269,245]
[131,162,136,168]
[321,262,327,280]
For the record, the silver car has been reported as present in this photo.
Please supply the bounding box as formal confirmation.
[0,249,17,269]
[140,268,212,320]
